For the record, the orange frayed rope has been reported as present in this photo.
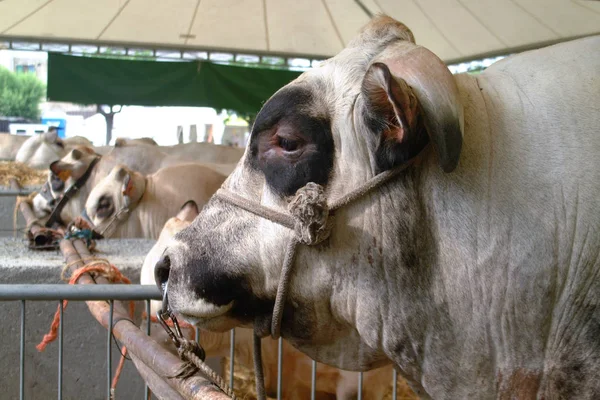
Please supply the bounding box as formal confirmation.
[37,258,134,398]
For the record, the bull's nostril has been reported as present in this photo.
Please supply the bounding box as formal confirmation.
[49,199,56,207]
[154,254,171,290]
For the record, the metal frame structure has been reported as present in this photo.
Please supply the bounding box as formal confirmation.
[2,32,598,70]
[0,35,325,70]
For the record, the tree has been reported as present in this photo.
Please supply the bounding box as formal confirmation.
[96,104,122,145]
[0,66,46,120]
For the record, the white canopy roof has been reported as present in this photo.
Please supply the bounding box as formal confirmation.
[1,0,599,63]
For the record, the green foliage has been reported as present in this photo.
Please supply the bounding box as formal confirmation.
[221,109,256,126]
[0,66,46,120]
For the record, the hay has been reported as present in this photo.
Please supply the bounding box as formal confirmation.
[223,356,419,400]
[224,356,274,400]
[0,161,47,187]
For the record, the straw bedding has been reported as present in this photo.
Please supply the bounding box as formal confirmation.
[223,356,419,400]
[0,161,47,187]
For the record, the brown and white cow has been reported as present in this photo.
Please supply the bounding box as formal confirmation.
[158,16,600,399]
[32,144,238,225]
[159,142,244,165]
[141,201,394,399]
[84,163,225,239]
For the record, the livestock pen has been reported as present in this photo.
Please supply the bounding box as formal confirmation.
[0,181,417,400]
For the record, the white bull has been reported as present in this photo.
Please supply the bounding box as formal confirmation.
[160,16,600,399]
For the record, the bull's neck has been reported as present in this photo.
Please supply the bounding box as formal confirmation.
[111,177,165,239]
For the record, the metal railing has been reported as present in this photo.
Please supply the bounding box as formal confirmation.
[5,182,408,400]
[0,284,160,400]
[0,282,408,400]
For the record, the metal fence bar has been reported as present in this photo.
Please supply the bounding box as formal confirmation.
[277,337,283,400]
[311,360,316,400]
[66,239,231,399]
[107,301,113,400]
[358,372,363,400]
[20,300,25,400]
[0,190,39,197]
[393,369,398,400]
[58,300,63,400]
[144,299,151,400]
[0,285,161,301]
[229,330,235,389]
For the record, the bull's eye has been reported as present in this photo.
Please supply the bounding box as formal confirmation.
[248,86,334,196]
[278,136,300,152]
[96,195,114,219]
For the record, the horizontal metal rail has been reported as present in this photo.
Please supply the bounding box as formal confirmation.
[0,189,39,197]
[0,284,161,301]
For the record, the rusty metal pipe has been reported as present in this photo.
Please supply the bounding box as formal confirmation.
[130,353,185,400]
[10,178,64,247]
[61,239,231,399]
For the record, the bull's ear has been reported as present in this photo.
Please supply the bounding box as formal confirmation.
[43,129,59,143]
[177,200,199,222]
[79,146,97,155]
[114,138,125,147]
[116,167,134,197]
[362,62,429,172]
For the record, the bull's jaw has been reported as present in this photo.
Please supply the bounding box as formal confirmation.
[173,297,234,328]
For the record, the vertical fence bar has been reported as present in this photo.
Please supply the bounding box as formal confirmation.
[229,329,235,389]
[358,372,363,400]
[144,300,151,400]
[277,337,283,400]
[107,301,114,400]
[58,300,63,400]
[393,369,398,400]
[310,360,316,400]
[20,300,25,400]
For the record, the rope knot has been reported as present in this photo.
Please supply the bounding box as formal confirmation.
[288,183,331,245]
[177,337,206,362]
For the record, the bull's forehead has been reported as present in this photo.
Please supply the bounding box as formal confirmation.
[295,47,372,113]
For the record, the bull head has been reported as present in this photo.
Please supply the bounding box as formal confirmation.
[158,15,463,375]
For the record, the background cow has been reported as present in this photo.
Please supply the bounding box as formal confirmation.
[0,133,29,161]
[15,129,92,168]
[158,16,600,399]
[84,163,225,239]
[33,144,239,225]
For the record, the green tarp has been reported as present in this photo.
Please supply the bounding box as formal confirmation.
[47,53,303,113]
